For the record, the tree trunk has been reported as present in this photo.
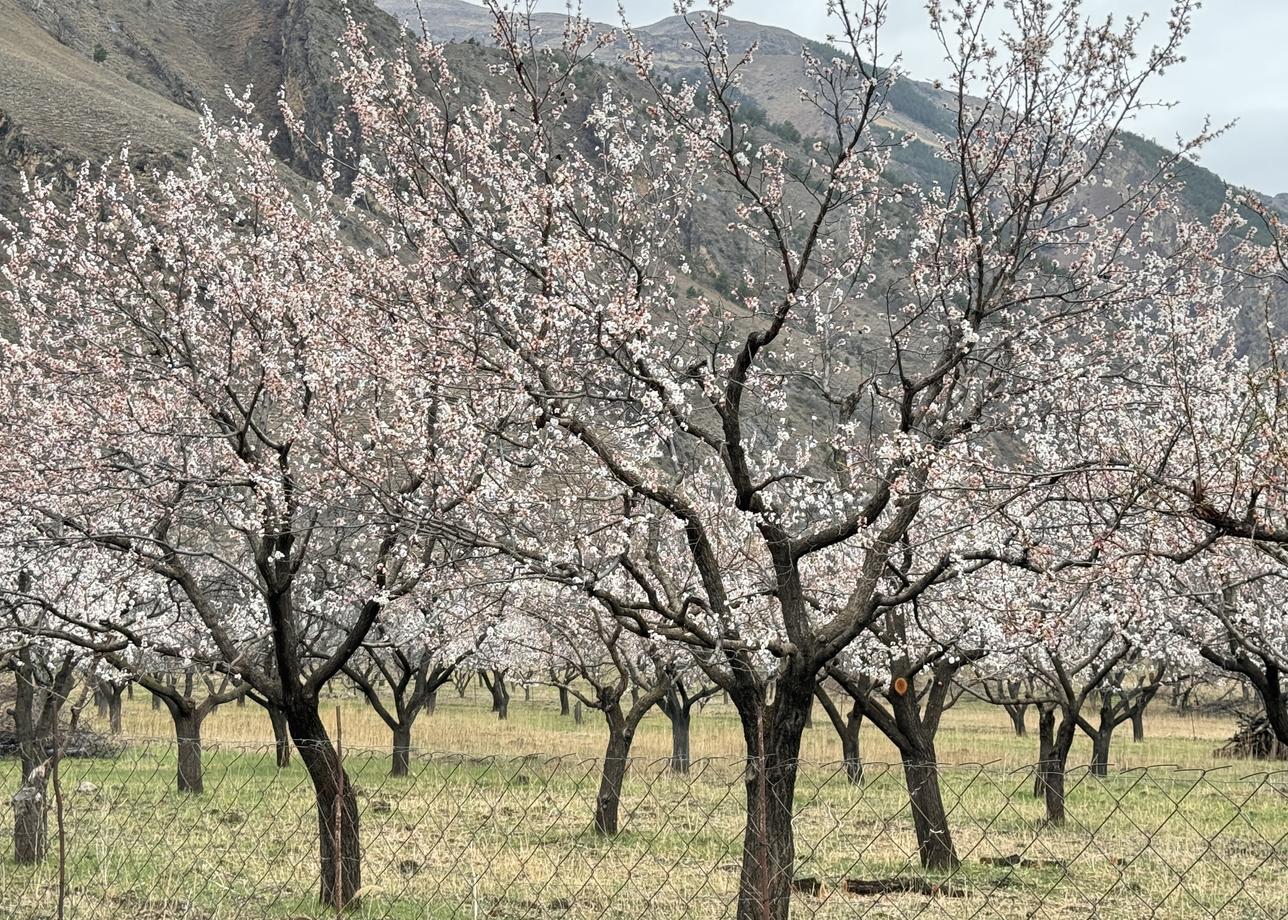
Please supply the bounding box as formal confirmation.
[594,721,632,835]
[107,685,124,735]
[483,671,510,720]
[269,705,292,768]
[1089,725,1113,778]
[174,711,204,794]
[1040,721,1076,826]
[12,782,46,864]
[668,707,692,775]
[901,754,957,870]
[391,723,412,778]
[1130,705,1145,742]
[839,708,863,785]
[1033,706,1055,798]
[558,685,570,717]
[731,677,812,920]
[425,689,437,716]
[284,703,361,910]
[574,701,583,725]
[1006,704,1027,737]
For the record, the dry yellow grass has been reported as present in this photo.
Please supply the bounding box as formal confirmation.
[2,685,1282,919]
[101,680,1239,772]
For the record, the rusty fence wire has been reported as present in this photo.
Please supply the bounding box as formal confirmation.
[2,740,1287,919]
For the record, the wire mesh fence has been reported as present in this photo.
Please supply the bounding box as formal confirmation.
[2,739,1287,919]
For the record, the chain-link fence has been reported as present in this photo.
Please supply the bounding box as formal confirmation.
[2,739,1286,919]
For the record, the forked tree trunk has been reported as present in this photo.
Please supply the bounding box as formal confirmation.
[885,687,959,870]
[731,675,812,920]
[816,685,864,785]
[482,671,510,720]
[284,703,361,910]
[1006,703,1028,737]
[1038,719,1077,826]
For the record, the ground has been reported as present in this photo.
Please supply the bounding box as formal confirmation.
[0,686,1284,919]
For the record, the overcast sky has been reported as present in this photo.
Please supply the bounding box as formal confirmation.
[472,1,1288,193]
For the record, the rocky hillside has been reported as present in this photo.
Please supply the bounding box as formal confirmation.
[0,0,413,202]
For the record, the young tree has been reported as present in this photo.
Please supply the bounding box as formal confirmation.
[658,664,719,775]
[343,583,489,776]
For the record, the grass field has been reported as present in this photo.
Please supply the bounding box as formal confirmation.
[2,686,1286,919]
[98,680,1242,769]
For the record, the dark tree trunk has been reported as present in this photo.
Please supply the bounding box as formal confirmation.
[482,671,510,720]
[594,720,632,835]
[11,670,46,864]
[558,685,570,717]
[886,686,958,870]
[425,689,437,716]
[839,708,863,785]
[731,675,813,920]
[574,701,583,725]
[269,705,292,768]
[816,685,864,785]
[1006,703,1028,737]
[901,755,956,870]
[1033,706,1055,798]
[1130,705,1145,742]
[668,707,692,775]
[391,723,412,778]
[524,685,531,702]
[1089,724,1113,778]
[170,707,204,794]
[284,703,361,910]
[107,684,124,735]
[1039,720,1076,826]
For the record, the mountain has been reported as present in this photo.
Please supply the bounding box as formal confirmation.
[0,0,413,200]
[378,0,957,145]
[1,0,1281,275]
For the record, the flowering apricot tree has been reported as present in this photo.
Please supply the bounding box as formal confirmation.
[0,105,495,906]
[328,0,1204,912]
